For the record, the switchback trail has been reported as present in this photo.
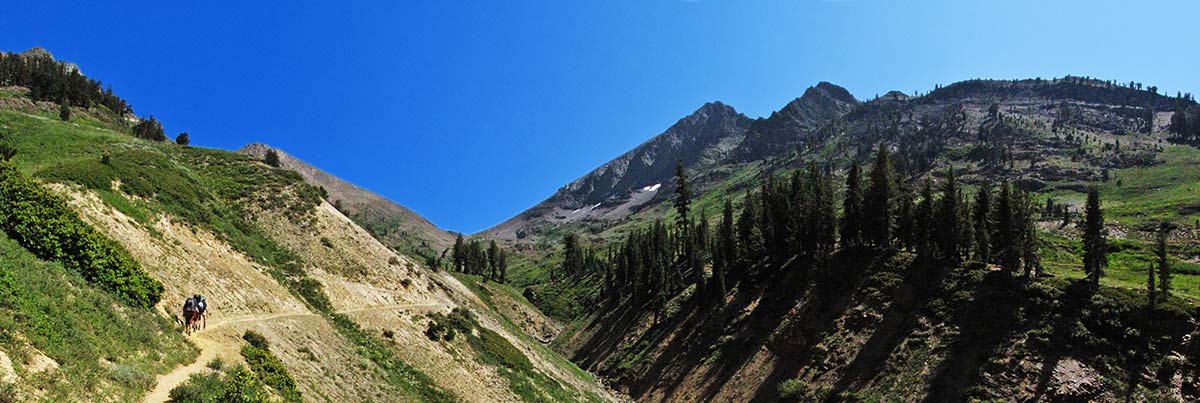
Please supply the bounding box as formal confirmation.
[142,303,443,403]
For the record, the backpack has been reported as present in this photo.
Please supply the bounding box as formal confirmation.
[197,297,206,312]
[183,297,197,311]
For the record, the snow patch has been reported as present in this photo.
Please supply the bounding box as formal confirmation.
[591,203,602,209]
[642,183,662,192]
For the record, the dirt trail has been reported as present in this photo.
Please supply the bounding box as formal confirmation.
[142,303,443,403]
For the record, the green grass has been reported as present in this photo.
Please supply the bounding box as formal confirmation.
[239,331,302,403]
[431,306,600,403]
[167,364,272,403]
[450,273,601,387]
[1099,145,1200,227]
[2,103,456,403]
[0,232,195,402]
[1040,232,1200,304]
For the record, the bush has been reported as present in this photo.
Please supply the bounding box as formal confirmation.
[242,330,270,350]
[241,337,302,403]
[382,329,395,339]
[0,161,162,307]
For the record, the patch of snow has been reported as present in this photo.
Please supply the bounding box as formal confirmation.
[642,183,662,192]
[591,203,602,209]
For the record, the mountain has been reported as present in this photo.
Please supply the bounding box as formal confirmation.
[0,53,619,403]
[238,143,455,258]
[483,83,860,244]
[731,81,859,162]
[484,101,753,241]
[504,76,1200,402]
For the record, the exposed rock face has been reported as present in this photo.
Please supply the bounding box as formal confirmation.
[484,101,754,239]
[238,144,455,256]
[732,81,859,162]
[554,101,751,209]
[1049,358,1103,402]
[485,83,858,241]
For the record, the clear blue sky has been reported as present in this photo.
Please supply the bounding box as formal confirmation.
[2,1,1197,233]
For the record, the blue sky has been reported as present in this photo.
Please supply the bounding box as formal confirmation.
[2,1,1197,233]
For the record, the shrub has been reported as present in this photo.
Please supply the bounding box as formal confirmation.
[320,237,333,248]
[241,338,302,403]
[778,379,810,400]
[382,329,395,339]
[242,330,270,350]
[58,102,70,121]
[0,161,162,307]
[175,132,190,146]
[296,277,331,312]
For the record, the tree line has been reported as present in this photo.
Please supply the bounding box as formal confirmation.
[561,148,1071,317]
[0,50,131,115]
[450,234,510,283]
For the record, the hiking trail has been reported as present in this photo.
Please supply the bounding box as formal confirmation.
[142,303,443,403]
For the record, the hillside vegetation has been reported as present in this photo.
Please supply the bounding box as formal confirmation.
[0,51,619,403]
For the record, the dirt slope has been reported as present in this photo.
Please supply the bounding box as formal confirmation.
[238,143,455,257]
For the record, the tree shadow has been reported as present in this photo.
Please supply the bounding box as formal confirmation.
[814,255,946,402]
[922,270,1028,403]
[1030,280,1096,402]
[711,248,891,403]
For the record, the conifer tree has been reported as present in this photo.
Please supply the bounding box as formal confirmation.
[736,191,765,281]
[175,132,190,146]
[452,234,465,272]
[673,160,691,236]
[809,162,838,256]
[896,186,915,251]
[487,240,499,281]
[498,250,508,283]
[59,102,70,121]
[265,149,281,168]
[864,146,892,247]
[915,178,935,257]
[972,184,992,263]
[1146,262,1156,307]
[714,200,735,297]
[994,183,1020,271]
[1156,223,1171,299]
[935,169,963,262]
[562,233,582,278]
[840,161,864,248]
[1082,187,1107,284]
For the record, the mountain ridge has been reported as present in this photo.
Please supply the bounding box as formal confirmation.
[237,143,456,258]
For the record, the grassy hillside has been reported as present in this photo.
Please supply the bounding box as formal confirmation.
[0,231,194,402]
[0,81,620,402]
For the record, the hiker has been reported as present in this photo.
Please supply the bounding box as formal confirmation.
[194,294,208,330]
[182,296,199,335]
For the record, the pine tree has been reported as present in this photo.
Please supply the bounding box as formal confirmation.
[452,234,465,272]
[915,178,935,257]
[59,102,70,121]
[863,146,892,247]
[498,250,508,283]
[1156,223,1171,300]
[264,149,281,168]
[736,190,765,282]
[972,184,992,263]
[994,183,1020,271]
[673,160,691,236]
[175,132,190,146]
[809,162,837,256]
[840,161,864,248]
[714,200,735,298]
[935,169,962,262]
[487,240,499,281]
[562,233,582,278]
[1146,262,1156,307]
[1082,188,1107,284]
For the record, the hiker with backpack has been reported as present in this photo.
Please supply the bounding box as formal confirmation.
[182,296,199,335]
[194,294,207,330]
